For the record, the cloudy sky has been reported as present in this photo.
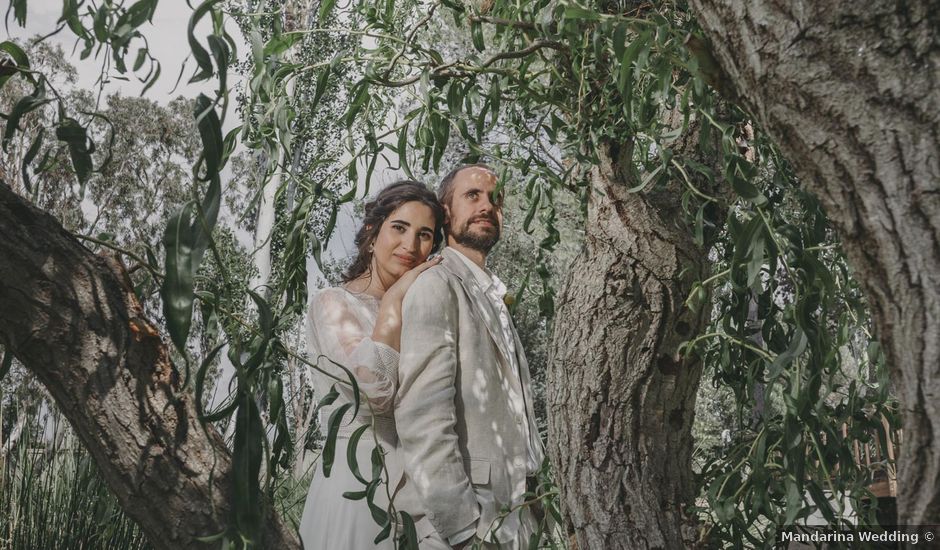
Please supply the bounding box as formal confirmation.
[8,1,234,102]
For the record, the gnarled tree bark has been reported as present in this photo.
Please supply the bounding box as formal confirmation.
[547,136,713,549]
[688,0,940,525]
[0,181,299,549]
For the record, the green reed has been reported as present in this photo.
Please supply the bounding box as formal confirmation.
[0,420,151,550]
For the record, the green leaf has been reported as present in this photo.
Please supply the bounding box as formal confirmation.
[3,91,51,151]
[161,203,196,353]
[319,0,337,21]
[194,94,223,176]
[187,0,225,83]
[206,34,230,93]
[263,31,304,57]
[248,290,273,339]
[370,445,383,481]
[310,61,332,114]
[139,60,160,96]
[268,374,283,424]
[20,128,43,193]
[446,82,463,117]
[132,47,147,72]
[626,163,663,193]
[318,385,340,409]
[271,401,291,471]
[0,349,13,381]
[92,4,109,42]
[397,511,419,550]
[397,120,412,178]
[322,403,353,477]
[729,159,762,200]
[190,94,222,265]
[470,20,484,51]
[8,0,26,26]
[310,233,323,270]
[194,343,225,419]
[489,76,501,126]
[345,81,371,128]
[124,0,157,28]
[766,329,808,394]
[374,521,393,544]
[56,117,94,190]
[0,40,30,89]
[523,186,541,233]
[233,392,264,543]
[612,23,627,60]
[346,424,371,485]
[746,229,765,287]
[365,478,388,525]
[619,31,650,114]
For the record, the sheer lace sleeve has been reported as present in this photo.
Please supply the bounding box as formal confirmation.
[305,288,399,414]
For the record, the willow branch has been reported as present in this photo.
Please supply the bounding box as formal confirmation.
[373,40,568,87]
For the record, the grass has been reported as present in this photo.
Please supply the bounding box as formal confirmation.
[0,421,151,550]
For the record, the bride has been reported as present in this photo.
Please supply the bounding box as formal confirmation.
[299,180,444,549]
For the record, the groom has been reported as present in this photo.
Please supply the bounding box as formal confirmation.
[395,164,544,548]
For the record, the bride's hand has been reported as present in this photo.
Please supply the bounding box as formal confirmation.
[385,255,443,301]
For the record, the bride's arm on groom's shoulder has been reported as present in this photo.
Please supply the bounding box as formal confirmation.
[372,256,442,351]
[306,289,397,412]
[397,270,481,542]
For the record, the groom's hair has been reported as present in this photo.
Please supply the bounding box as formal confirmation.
[437,163,496,208]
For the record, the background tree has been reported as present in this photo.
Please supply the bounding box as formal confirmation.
[687,0,939,526]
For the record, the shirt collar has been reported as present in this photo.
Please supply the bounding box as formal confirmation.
[448,247,506,297]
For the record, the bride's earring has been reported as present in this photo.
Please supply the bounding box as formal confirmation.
[368,242,374,253]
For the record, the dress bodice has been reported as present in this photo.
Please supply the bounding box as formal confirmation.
[305,287,399,444]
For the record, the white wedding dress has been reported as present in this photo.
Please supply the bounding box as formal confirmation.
[300,287,401,549]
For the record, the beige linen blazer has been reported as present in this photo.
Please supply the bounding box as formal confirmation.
[394,247,543,544]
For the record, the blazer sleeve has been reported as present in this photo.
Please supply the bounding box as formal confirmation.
[395,269,479,539]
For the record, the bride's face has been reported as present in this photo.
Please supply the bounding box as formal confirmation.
[371,200,437,282]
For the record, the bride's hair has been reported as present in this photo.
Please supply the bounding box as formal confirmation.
[341,180,445,283]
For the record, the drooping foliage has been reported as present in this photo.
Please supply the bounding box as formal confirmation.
[0,0,897,548]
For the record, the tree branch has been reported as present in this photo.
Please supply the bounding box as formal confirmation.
[0,180,300,549]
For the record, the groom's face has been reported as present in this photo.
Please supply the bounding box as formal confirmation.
[445,168,503,253]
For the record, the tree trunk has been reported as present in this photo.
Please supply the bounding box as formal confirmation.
[547,141,710,549]
[688,0,940,525]
[0,181,299,549]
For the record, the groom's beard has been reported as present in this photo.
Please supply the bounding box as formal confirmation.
[451,214,500,253]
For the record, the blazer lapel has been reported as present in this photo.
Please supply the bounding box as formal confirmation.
[441,248,513,364]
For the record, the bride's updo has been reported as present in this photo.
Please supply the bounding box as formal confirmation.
[341,180,445,283]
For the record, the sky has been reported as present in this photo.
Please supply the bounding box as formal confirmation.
[7,1,230,102]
